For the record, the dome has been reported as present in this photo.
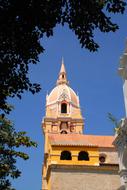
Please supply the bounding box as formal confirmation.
[46,60,80,108]
[47,84,79,107]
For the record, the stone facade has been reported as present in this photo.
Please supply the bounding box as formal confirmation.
[99,148,119,164]
[50,166,120,190]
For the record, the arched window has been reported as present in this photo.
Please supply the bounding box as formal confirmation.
[60,151,72,160]
[78,151,89,161]
[61,103,67,113]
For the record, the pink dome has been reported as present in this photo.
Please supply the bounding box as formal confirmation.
[47,84,79,107]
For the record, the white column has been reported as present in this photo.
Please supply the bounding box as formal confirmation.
[119,40,127,115]
[123,80,127,116]
[113,118,127,190]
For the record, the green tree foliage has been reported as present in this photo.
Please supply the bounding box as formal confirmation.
[0,0,126,113]
[0,116,37,190]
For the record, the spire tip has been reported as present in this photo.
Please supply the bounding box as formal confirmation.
[56,58,69,85]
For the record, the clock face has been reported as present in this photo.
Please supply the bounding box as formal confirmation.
[122,148,127,168]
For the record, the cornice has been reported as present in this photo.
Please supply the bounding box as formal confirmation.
[43,117,84,123]
[45,163,119,179]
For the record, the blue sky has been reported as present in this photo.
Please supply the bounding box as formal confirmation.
[9,12,127,190]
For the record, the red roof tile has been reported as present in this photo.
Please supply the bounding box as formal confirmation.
[48,134,115,148]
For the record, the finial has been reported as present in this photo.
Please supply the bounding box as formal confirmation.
[56,58,69,85]
[60,57,66,73]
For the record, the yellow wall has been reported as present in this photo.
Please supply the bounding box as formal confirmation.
[44,144,99,190]
[49,145,99,166]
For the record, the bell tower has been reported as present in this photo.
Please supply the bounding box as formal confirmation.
[42,59,84,190]
[42,59,84,135]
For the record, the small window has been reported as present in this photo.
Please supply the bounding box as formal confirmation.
[99,156,106,163]
[61,103,67,113]
[60,151,72,160]
[78,151,89,161]
[62,74,64,79]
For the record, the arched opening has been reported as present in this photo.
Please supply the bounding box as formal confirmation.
[60,151,72,160]
[61,103,67,113]
[78,151,89,161]
[60,130,68,134]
